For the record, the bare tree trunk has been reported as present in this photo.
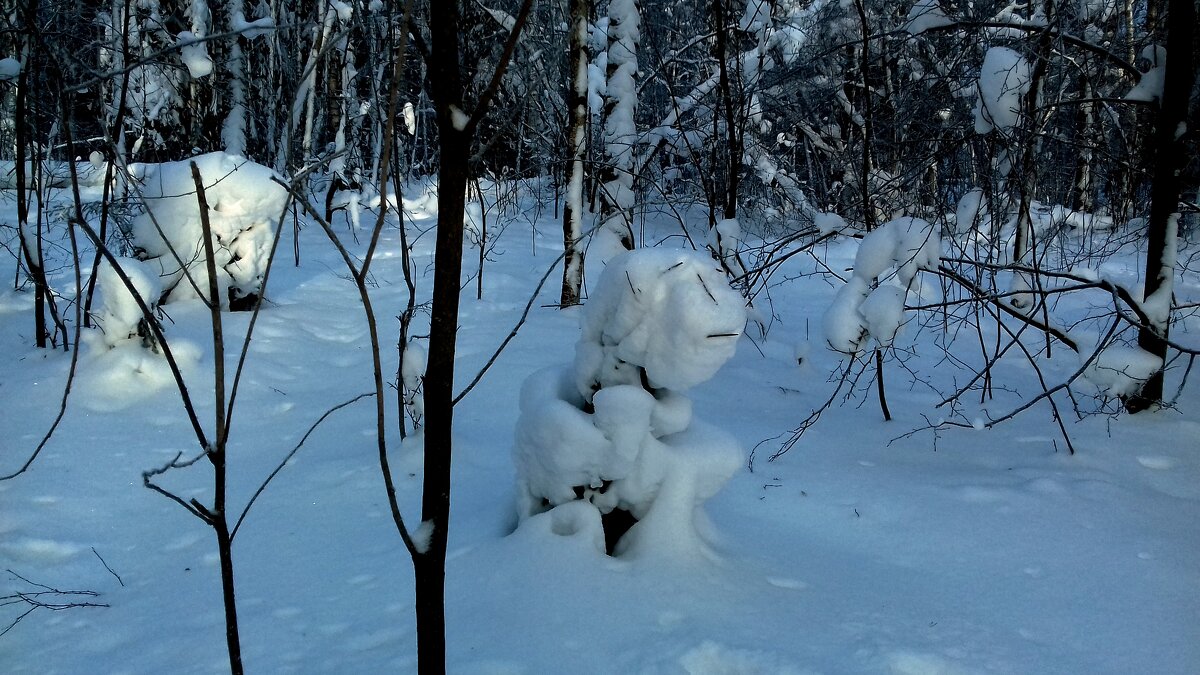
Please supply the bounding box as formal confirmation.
[1010,3,1055,311]
[852,0,876,232]
[14,0,48,348]
[1126,0,1194,413]
[191,163,243,675]
[713,0,740,221]
[561,0,589,306]
[420,1,470,669]
[417,3,534,667]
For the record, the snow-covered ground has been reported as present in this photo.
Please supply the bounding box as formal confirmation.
[1,177,1197,674]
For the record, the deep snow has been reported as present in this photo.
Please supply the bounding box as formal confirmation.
[1,177,1198,674]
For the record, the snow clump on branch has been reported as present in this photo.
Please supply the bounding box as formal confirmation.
[974,47,1031,134]
[824,217,941,354]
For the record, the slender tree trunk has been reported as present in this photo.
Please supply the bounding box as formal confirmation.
[1010,3,1055,311]
[14,0,49,348]
[1126,0,1194,413]
[561,0,589,306]
[713,0,739,221]
[852,0,876,232]
[191,163,242,675]
[419,1,470,669]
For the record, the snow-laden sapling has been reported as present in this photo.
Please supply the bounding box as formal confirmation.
[824,217,941,355]
[513,249,746,559]
[823,217,941,421]
[128,152,288,310]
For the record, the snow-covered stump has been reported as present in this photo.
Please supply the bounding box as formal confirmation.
[128,152,288,311]
[513,249,746,560]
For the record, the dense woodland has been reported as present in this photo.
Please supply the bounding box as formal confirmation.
[4,1,1195,230]
[2,0,1198,673]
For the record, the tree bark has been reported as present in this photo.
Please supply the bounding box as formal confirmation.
[561,0,589,306]
[1126,0,1194,413]
[419,1,469,670]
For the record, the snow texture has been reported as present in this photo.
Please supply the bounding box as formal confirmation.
[232,13,275,39]
[1143,213,1178,330]
[707,218,745,277]
[974,47,1031,134]
[128,152,287,307]
[597,0,641,259]
[954,188,989,235]
[815,211,848,235]
[401,339,426,422]
[739,0,771,33]
[515,249,745,559]
[402,102,416,135]
[450,105,469,131]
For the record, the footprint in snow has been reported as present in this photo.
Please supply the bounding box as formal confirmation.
[766,576,808,590]
[1136,455,1176,470]
[1,537,81,563]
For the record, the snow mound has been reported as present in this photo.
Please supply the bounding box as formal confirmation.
[128,152,287,308]
[515,248,746,560]
[78,255,200,409]
[93,256,162,348]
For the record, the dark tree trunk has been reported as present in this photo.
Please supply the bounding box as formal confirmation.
[418,0,470,670]
[1126,0,1195,413]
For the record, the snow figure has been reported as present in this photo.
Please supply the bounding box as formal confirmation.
[823,217,941,354]
[128,152,288,310]
[513,249,746,560]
